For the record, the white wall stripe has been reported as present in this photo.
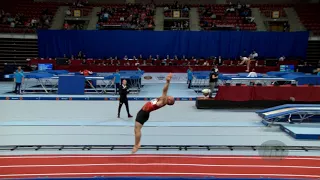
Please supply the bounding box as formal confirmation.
[1,163,319,169]
[1,172,319,178]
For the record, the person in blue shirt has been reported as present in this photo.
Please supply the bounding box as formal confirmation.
[187,67,194,89]
[14,66,24,94]
[313,68,320,76]
[113,69,121,94]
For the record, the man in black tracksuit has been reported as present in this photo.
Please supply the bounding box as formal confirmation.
[118,79,133,118]
[209,66,219,98]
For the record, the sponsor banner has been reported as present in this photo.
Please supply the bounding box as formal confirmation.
[0,96,196,101]
[142,73,187,84]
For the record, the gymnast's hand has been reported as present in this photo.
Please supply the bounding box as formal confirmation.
[166,73,173,82]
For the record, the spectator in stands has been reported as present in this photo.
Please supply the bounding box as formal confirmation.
[77,51,84,59]
[250,50,258,60]
[14,66,24,94]
[203,60,209,66]
[217,56,222,65]
[283,22,290,32]
[63,21,69,30]
[81,59,87,64]
[125,61,130,66]
[279,56,285,61]
[65,9,71,16]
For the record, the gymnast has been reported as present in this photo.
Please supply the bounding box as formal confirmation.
[132,73,175,153]
[239,56,251,72]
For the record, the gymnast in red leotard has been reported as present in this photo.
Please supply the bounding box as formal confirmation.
[132,73,175,153]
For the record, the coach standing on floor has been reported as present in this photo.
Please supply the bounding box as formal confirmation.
[118,79,133,118]
[113,69,121,94]
[209,66,219,98]
[14,66,24,94]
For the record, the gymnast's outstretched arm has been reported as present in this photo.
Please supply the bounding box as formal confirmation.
[162,73,172,97]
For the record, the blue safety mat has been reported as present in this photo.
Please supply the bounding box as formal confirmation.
[256,104,320,114]
[266,71,304,77]
[32,70,69,75]
[237,73,263,77]
[261,108,320,120]
[280,124,320,140]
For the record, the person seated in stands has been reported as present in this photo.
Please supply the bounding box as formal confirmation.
[81,59,86,65]
[77,51,83,59]
[154,55,160,65]
[250,50,258,60]
[174,55,179,61]
[279,56,285,61]
[132,56,137,60]
[195,59,200,66]
[123,55,128,60]
[203,60,209,66]
[162,55,169,66]
[80,69,93,76]
[116,60,120,66]
[247,68,257,77]
[142,60,147,66]
[124,61,130,66]
[182,55,187,61]
[139,54,143,60]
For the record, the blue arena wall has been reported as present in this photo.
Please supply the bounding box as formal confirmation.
[37,30,309,59]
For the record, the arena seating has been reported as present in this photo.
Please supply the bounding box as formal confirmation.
[198,4,256,31]
[295,4,320,36]
[251,4,292,18]
[68,6,93,17]
[0,0,60,33]
[97,3,155,30]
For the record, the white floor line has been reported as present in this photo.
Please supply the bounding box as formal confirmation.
[1,163,319,169]
[1,172,319,178]
[1,155,320,161]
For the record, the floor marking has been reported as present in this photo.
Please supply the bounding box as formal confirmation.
[1,172,319,178]
[1,163,320,169]
[1,155,320,161]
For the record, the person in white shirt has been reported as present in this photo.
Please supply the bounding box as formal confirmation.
[250,51,258,59]
[247,69,257,77]
[279,56,285,61]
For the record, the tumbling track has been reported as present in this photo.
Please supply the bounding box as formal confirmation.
[1,155,320,179]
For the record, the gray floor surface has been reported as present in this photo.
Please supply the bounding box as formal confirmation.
[0,83,319,156]
[1,101,320,149]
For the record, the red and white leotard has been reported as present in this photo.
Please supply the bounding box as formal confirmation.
[142,98,162,112]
